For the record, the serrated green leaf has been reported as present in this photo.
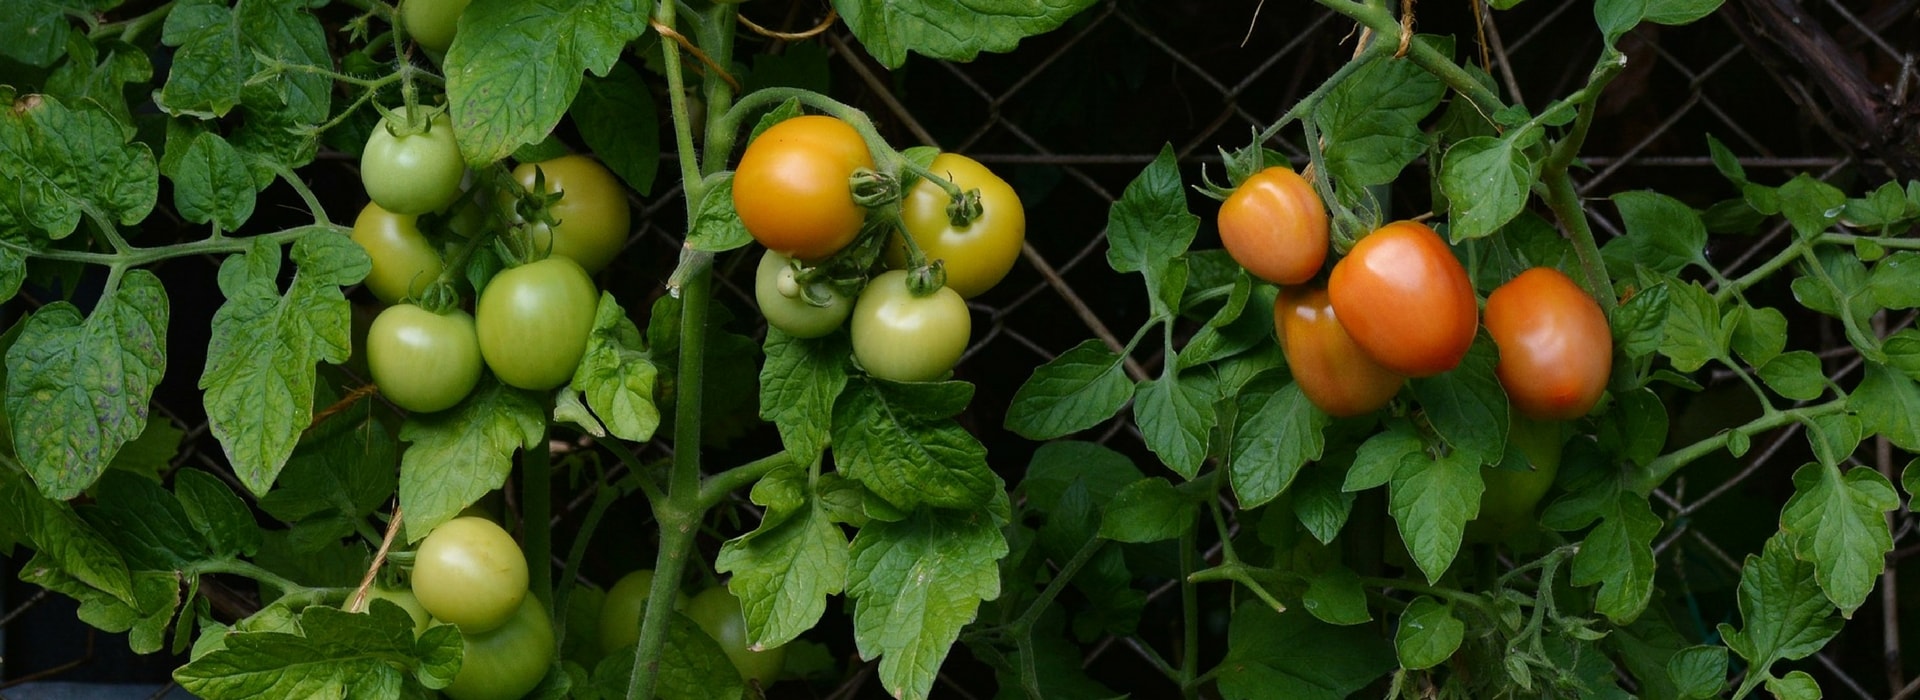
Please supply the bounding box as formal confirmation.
[1850,363,1920,451]
[0,0,91,66]
[1869,252,1920,309]
[1602,191,1708,278]
[257,392,396,527]
[1603,388,1668,467]
[1395,597,1464,670]
[1019,441,1144,512]
[1134,372,1213,479]
[1292,456,1355,544]
[0,92,156,241]
[1571,492,1660,624]
[759,330,848,466]
[1315,38,1448,187]
[157,0,331,128]
[1716,536,1841,695]
[848,499,1009,700]
[202,235,366,497]
[831,0,1099,68]
[1595,0,1643,43]
[1759,351,1826,400]
[1730,305,1787,367]
[174,469,262,559]
[1667,645,1728,698]
[81,470,208,571]
[1106,145,1197,275]
[686,174,751,252]
[174,603,461,699]
[6,271,167,499]
[1301,565,1370,626]
[1098,477,1194,543]
[1,473,135,603]
[1411,337,1507,465]
[1004,340,1134,440]
[833,378,996,511]
[570,293,660,442]
[1217,603,1394,700]
[1344,425,1422,493]
[1229,378,1329,508]
[1780,463,1896,616]
[397,378,545,542]
[571,62,659,195]
[1438,135,1531,241]
[47,36,155,134]
[164,130,258,231]
[716,485,848,649]
[1658,280,1727,372]
[23,563,179,654]
[1778,174,1847,239]
[445,0,651,165]
[1389,450,1482,583]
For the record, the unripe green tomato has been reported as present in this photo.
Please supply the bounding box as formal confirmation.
[685,586,785,688]
[361,107,466,216]
[350,202,443,304]
[510,155,631,274]
[474,257,599,391]
[400,0,471,54]
[597,569,689,655]
[367,304,482,414]
[1465,415,1563,544]
[411,516,528,634]
[443,595,554,700]
[755,249,853,338]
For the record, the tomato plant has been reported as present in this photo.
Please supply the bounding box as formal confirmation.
[410,516,529,634]
[366,304,483,413]
[685,586,786,688]
[1484,266,1614,421]
[361,107,468,216]
[1465,416,1563,544]
[349,202,444,304]
[442,596,554,700]
[731,115,874,262]
[474,257,600,391]
[849,270,971,382]
[401,0,471,54]
[1327,220,1477,377]
[598,569,687,654]
[1274,286,1403,417]
[888,153,1026,298]
[754,249,853,338]
[511,154,632,273]
[365,585,433,638]
[1217,166,1329,285]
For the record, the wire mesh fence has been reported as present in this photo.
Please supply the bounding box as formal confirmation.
[3,0,1917,697]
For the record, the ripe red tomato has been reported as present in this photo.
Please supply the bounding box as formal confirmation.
[1218,167,1328,285]
[1484,267,1613,421]
[1275,287,1404,417]
[732,115,875,262]
[1327,221,1477,377]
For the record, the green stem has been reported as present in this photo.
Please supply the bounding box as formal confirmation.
[190,559,307,595]
[268,161,333,225]
[600,438,665,506]
[696,3,739,174]
[1312,0,1506,118]
[555,464,624,652]
[1716,237,1813,304]
[1178,512,1200,699]
[1544,170,1614,310]
[1,224,344,268]
[93,0,175,43]
[1255,39,1390,146]
[524,423,553,607]
[1628,399,1850,494]
[697,451,793,510]
[1357,575,1494,614]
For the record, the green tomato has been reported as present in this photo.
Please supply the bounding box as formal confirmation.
[362,107,466,216]
[350,202,443,304]
[365,585,431,638]
[684,586,785,688]
[755,249,852,339]
[367,304,482,413]
[443,595,554,700]
[400,0,471,54]
[850,270,971,382]
[411,516,528,634]
[511,154,631,273]
[474,257,599,391]
[1465,415,1563,544]
[597,569,691,655]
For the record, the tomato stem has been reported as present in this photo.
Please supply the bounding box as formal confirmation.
[524,423,554,608]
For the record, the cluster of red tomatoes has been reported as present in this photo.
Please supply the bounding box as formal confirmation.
[353,107,631,414]
[734,115,1026,382]
[1220,167,1613,422]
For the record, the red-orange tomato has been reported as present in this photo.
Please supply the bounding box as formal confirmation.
[1276,287,1404,417]
[1484,267,1613,421]
[732,115,875,263]
[1327,221,1477,377]
[1218,167,1329,285]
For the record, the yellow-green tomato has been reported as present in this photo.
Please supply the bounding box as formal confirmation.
[350,202,443,304]
[888,153,1026,299]
[685,586,785,688]
[474,257,600,391]
[443,595,554,700]
[400,0,471,54]
[755,249,853,339]
[367,304,482,414]
[597,569,690,654]
[511,155,631,273]
[411,516,528,634]
[850,270,971,382]
[365,585,432,638]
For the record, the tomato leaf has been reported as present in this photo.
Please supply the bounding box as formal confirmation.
[1598,387,1668,467]
[0,91,157,242]
[0,0,92,67]
[831,0,1098,68]
[397,378,545,542]
[445,0,650,165]
[1729,305,1788,367]
[1106,145,1198,278]
[1395,597,1464,670]
[832,378,996,511]
[1216,602,1394,700]
[1098,477,1195,543]
[1293,455,1356,545]
[1314,36,1448,188]
[1134,371,1213,480]
[1004,339,1135,440]
[1758,351,1826,401]
[1437,135,1531,241]
[1613,282,1671,360]
[173,603,463,699]
[1665,645,1730,699]
[1849,363,1920,452]
[1388,449,1483,584]
[1301,565,1371,626]
[594,611,744,700]
[1410,337,1508,465]
[156,0,331,131]
[1764,671,1822,700]
[570,293,660,443]
[22,564,179,654]
[1779,462,1897,617]
[1778,174,1848,239]
[1716,536,1842,698]
[174,469,263,560]
[202,234,366,497]
[1018,441,1143,512]
[160,128,258,232]
[1228,375,1329,509]
[4,270,166,499]
[0,470,136,605]
[570,62,659,196]
[1656,280,1729,373]
[1601,191,1708,278]
[715,480,848,649]
[760,330,849,466]
[847,497,1009,700]
[257,390,397,532]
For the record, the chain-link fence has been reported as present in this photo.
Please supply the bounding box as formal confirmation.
[3,0,1917,697]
